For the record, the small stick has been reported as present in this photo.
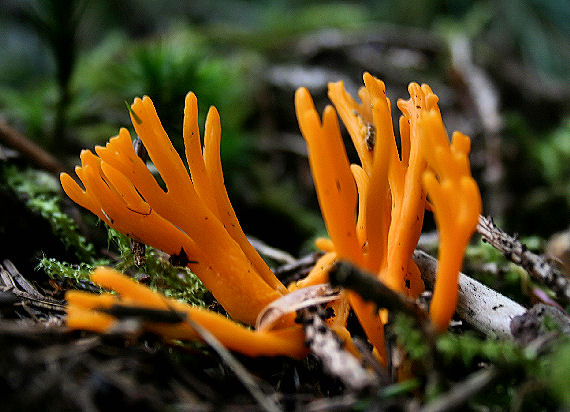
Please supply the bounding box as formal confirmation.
[329,261,438,378]
[413,249,526,339]
[182,313,282,412]
[419,367,498,412]
[329,261,428,323]
[0,119,65,174]
[1,261,66,313]
[477,215,569,305]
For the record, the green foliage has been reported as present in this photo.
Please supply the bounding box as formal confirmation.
[0,164,96,262]
[261,2,370,36]
[498,0,570,81]
[437,330,570,408]
[376,378,421,399]
[503,112,570,235]
[38,226,209,307]
[391,309,570,409]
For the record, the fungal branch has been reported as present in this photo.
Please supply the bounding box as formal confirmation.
[295,72,481,358]
[66,267,306,358]
[60,72,481,362]
[61,93,286,327]
[420,115,482,331]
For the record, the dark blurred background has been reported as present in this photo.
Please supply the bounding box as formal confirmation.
[1,0,569,273]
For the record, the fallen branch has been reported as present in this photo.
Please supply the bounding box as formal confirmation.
[0,119,65,174]
[413,250,526,339]
[477,215,570,305]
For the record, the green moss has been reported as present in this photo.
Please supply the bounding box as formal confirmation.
[108,228,209,308]
[38,226,209,308]
[37,257,105,285]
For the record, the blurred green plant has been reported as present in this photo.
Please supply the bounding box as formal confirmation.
[464,238,545,306]
[496,0,570,81]
[72,28,256,155]
[18,0,86,145]
[392,312,570,409]
[503,113,570,235]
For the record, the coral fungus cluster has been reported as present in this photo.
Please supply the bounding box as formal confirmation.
[61,72,481,361]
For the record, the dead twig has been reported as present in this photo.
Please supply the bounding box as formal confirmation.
[477,215,570,305]
[182,312,283,412]
[297,305,375,391]
[0,260,66,315]
[329,261,429,324]
[0,118,65,174]
[329,261,439,386]
[419,367,498,412]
